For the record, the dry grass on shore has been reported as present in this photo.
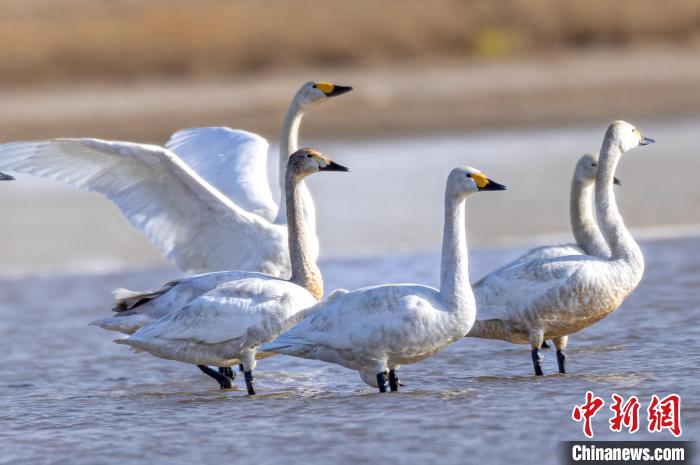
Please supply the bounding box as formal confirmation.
[2,0,700,85]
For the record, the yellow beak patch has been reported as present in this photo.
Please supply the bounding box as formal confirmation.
[314,81,335,95]
[471,172,490,188]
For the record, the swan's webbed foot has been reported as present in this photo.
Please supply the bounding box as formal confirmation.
[531,348,544,376]
[388,370,400,392]
[556,349,567,374]
[540,340,551,349]
[376,372,387,393]
[219,366,236,381]
[243,370,256,395]
[198,365,233,389]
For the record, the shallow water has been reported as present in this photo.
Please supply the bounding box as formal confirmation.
[1,236,697,465]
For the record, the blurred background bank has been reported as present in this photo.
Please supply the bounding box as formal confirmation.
[1,0,699,275]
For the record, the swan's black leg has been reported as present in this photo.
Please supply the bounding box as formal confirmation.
[541,340,551,349]
[218,366,236,381]
[244,370,256,395]
[556,349,567,374]
[552,336,568,374]
[531,348,544,376]
[388,370,400,392]
[239,364,244,372]
[198,365,233,389]
[376,372,387,393]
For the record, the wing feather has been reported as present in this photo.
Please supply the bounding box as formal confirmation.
[0,138,289,274]
[165,127,278,221]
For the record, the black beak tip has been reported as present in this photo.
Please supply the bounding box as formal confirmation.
[481,180,507,191]
[328,85,353,97]
[321,161,350,172]
[0,173,14,181]
[639,137,655,146]
[613,177,622,186]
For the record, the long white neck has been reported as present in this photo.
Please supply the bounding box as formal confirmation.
[570,177,609,257]
[286,169,323,300]
[439,191,473,312]
[275,99,318,237]
[595,137,643,278]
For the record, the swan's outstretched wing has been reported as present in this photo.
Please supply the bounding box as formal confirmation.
[166,127,278,221]
[0,138,289,274]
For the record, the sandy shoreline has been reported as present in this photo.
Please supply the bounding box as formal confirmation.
[3,46,700,143]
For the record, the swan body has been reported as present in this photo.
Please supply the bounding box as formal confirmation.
[91,271,263,334]
[467,121,653,375]
[0,81,351,276]
[472,153,618,288]
[114,148,349,394]
[264,167,506,392]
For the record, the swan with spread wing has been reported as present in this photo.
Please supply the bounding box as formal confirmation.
[0,81,351,277]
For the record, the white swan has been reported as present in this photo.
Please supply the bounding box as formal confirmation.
[262,167,506,392]
[467,121,653,375]
[472,153,619,349]
[0,81,351,276]
[114,148,348,395]
[474,154,619,288]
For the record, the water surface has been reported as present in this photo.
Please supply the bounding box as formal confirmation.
[1,237,697,465]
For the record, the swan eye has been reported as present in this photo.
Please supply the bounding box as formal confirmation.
[466,174,472,178]
[306,154,312,158]
[591,162,597,167]
[312,84,317,89]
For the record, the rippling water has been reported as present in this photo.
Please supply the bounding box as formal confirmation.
[1,237,697,465]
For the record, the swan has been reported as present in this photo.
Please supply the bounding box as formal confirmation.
[113,148,348,395]
[466,121,653,376]
[474,154,619,288]
[0,172,13,181]
[0,81,351,277]
[472,153,620,348]
[262,167,506,392]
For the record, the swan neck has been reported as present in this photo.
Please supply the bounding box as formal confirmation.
[595,140,643,270]
[570,177,608,257]
[439,192,472,311]
[286,169,323,300]
[275,99,317,232]
[279,99,304,192]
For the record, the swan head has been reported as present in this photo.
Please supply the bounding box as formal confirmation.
[0,172,14,181]
[575,153,621,185]
[447,166,506,198]
[607,120,655,153]
[295,81,353,108]
[288,147,349,179]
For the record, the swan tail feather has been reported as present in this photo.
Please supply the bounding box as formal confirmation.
[112,282,177,313]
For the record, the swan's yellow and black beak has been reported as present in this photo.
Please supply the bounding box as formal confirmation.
[613,176,622,186]
[315,81,353,97]
[0,172,14,181]
[319,160,350,172]
[471,172,506,191]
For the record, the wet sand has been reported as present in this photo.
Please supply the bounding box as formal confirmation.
[3,46,700,143]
